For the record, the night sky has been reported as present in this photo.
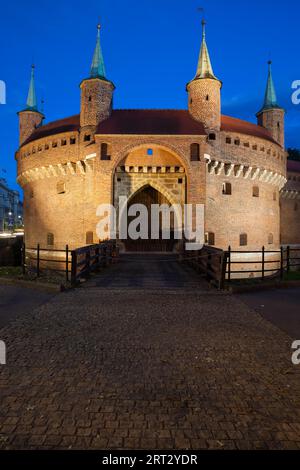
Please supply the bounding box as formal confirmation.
[0,0,299,193]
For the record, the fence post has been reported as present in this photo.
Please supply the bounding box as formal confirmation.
[71,250,77,287]
[65,245,69,283]
[22,242,26,275]
[287,246,290,274]
[37,243,40,277]
[262,246,265,280]
[86,248,91,278]
[227,246,231,283]
[220,251,228,290]
[280,246,284,280]
[96,244,100,269]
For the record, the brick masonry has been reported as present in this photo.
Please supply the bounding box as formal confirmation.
[14,69,299,266]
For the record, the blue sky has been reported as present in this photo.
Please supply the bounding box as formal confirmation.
[0,0,299,192]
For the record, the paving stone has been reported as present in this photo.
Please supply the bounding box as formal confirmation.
[0,265,300,450]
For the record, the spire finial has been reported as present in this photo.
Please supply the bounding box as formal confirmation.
[260,60,280,111]
[202,18,206,38]
[195,15,218,80]
[25,63,38,111]
[90,23,106,79]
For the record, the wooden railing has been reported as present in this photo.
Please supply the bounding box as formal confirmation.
[181,246,226,289]
[225,245,300,282]
[23,244,71,282]
[22,241,119,286]
[182,245,300,289]
[70,241,119,286]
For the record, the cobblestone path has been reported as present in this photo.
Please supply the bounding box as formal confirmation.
[0,256,300,449]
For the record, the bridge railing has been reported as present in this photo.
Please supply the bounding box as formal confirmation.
[21,241,119,286]
[181,246,226,289]
[22,244,71,282]
[182,245,300,289]
[70,241,119,287]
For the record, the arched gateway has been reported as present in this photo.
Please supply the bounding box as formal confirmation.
[113,145,187,252]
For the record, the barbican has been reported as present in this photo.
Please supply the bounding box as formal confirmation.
[16,21,300,272]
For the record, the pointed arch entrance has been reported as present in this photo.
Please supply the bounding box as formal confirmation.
[121,184,177,252]
[114,144,188,252]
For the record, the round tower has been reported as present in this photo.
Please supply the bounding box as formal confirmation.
[256,61,285,148]
[18,65,44,146]
[80,25,115,131]
[187,20,222,131]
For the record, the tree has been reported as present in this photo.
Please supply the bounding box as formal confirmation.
[287,148,300,161]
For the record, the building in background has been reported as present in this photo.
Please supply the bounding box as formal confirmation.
[0,178,23,233]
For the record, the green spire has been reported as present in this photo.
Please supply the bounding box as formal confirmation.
[26,64,38,111]
[261,61,280,110]
[195,20,218,80]
[90,24,106,79]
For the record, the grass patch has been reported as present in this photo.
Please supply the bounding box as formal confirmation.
[0,266,68,287]
[0,266,23,278]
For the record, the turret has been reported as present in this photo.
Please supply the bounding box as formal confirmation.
[186,20,222,131]
[80,24,115,130]
[18,65,44,146]
[256,61,285,148]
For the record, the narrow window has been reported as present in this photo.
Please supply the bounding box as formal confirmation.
[86,231,94,245]
[178,178,183,184]
[88,96,92,102]
[234,139,240,146]
[206,95,209,101]
[70,137,76,145]
[252,186,259,198]
[47,233,54,246]
[57,182,65,194]
[61,139,67,146]
[252,144,257,151]
[273,191,277,201]
[222,182,232,195]
[84,134,91,142]
[226,137,231,144]
[205,232,215,246]
[240,233,248,247]
[101,143,110,160]
[268,233,274,245]
[45,144,49,150]
[190,143,200,162]
[52,142,57,148]
[209,133,216,141]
